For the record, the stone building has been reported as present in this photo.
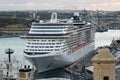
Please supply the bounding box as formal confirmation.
[92,47,117,80]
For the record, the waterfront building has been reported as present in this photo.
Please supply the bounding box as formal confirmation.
[92,47,117,80]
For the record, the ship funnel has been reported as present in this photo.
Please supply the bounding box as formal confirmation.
[73,12,81,21]
[74,12,79,16]
[50,12,58,23]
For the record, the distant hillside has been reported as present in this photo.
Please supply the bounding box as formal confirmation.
[0,10,120,36]
[0,17,31,28]
[0,24,30,36]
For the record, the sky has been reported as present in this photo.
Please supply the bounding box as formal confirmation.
[0,0,120,11]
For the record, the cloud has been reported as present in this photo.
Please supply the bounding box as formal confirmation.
[8,2,36,7]
[26,2,36,6]
[0,0,120,11]
[8,4,16,7]
[91,1,120,10]
[92,2,120,6]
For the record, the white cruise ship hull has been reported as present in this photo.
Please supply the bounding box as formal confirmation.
[23,12,95,73]
[24,41,94,73]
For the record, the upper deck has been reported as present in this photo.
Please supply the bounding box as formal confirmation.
[22,12,94,39]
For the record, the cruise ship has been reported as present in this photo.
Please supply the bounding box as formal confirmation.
[23,12,95,73]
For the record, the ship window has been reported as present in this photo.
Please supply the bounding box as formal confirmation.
[31,30,63,32]
[55,49,59,51]
[32,23,67,26]
[52,43,54,45]
[57,43,60,44]
[25,49,28,51]
[52,40,55,41]
[27,42,31,44]
[56,46,60,48]
[46,46,49,48]
[50,49,52,51]
[32,27,67,29]
[31,46,34,48]
[42,40,46,41]
[36,43,39,45]
[30,49,33,51]
[50,46,53,48]
[40,43,42,45]
[35,46,38,48]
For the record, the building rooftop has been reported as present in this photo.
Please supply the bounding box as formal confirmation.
[92,47,117,63]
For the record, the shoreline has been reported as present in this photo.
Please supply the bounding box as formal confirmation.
[0,35,20,38]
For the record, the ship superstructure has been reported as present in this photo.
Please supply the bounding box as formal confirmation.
[23,12,95,73]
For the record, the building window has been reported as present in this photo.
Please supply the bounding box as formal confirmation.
[104,76,109,80]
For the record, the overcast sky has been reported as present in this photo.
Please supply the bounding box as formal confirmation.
[0,0,120,11]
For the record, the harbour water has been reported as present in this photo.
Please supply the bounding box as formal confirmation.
[0,30,120,79]
[95,30,120,48]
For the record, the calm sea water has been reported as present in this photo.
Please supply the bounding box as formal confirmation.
[95,30,120,48]
[0,30,120,79]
